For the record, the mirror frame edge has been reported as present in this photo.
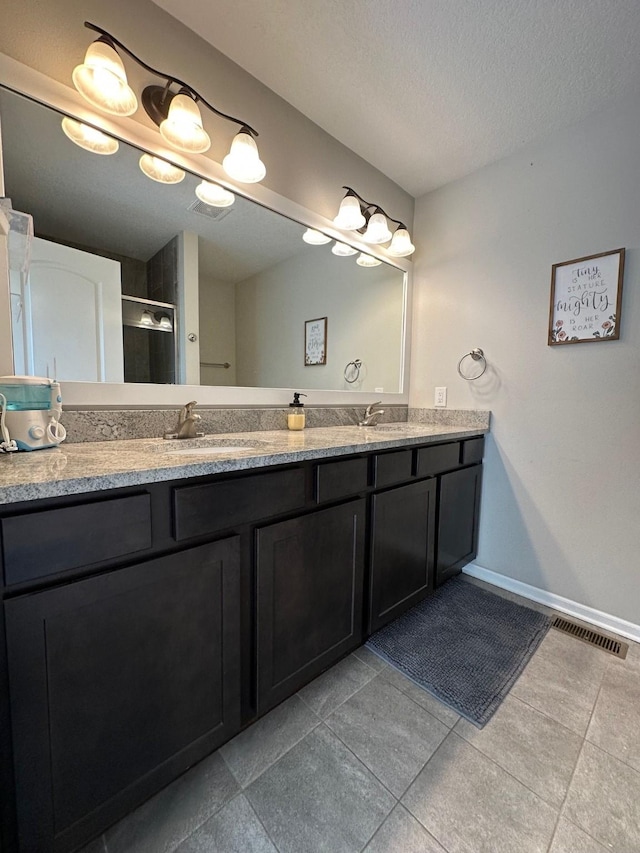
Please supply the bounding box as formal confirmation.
[0,50,413,408]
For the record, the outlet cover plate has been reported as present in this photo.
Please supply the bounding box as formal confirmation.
[434,386,447,407]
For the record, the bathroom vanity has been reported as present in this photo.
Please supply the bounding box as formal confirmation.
[0,424,485,852]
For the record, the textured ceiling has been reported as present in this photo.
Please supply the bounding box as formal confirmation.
[152,0,640,197]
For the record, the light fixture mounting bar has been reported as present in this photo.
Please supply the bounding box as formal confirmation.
[83,22,259,137]
[341,186,406,229]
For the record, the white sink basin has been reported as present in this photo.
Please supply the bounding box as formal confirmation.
[368,423,422,431]
[147,437,269,455]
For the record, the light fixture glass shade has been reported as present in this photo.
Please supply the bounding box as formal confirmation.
[362,211,392,244]
[140,310,154,326]
[72,39,138,116]
[356,253,382,267]
[333,194,366,230]
[332,241,358,257]
[195,180,235,207]
[302,228,332,245]
[160,93,211,153]
[61,117,119,155]
[223,130,266,183]
[139,154,185,184]
[387,227,416,257]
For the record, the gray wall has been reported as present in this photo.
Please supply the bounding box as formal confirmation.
[0,0,413,229]
[199,276,237,386]
[235,250,404,392]
[411,94,640,625]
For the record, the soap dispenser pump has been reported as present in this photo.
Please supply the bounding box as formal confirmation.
[287,392,307,430]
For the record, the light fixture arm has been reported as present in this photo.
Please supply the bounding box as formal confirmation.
[340,186,405,230]
[83,22,259,137]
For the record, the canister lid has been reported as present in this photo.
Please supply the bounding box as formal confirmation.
[0,375,53,385]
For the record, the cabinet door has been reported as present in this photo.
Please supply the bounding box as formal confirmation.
[256,500,366,713]
[368,478,436,633]
[436,464,483,585]
[5,538,241,853]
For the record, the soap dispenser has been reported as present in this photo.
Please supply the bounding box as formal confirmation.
[287,392,307,430]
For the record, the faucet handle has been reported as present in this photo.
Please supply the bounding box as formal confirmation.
[365,401,382,416]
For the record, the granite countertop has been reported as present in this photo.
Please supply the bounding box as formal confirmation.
[0,423,488,505]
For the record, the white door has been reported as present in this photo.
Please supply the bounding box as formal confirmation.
[23,238,124,382]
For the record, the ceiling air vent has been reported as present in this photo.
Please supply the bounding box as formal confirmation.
[188,200,233,222]
[551,616,628,659]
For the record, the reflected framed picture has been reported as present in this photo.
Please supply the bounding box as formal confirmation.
[305,317,327,365]
[548,248,625,345]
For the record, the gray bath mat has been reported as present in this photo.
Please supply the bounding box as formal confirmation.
[366,577,551,727]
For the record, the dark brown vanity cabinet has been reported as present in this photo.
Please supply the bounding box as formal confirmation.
[0,433,485,852]
[436,463,483,586]
[255,499,366,713]
[4,538,241,853]
[368,437,485,628]
[368,479,436,632]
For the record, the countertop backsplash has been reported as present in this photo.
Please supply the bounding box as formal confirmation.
[409,408,491,429]
[59,406,407,443]
[58,405,490,443]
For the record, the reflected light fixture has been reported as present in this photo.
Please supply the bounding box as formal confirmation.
[139,309,173,329]
[356,253,381,267]
[302,228,332,245]
[333,186,416,256]
[195,180,235,207]
[332,241,358,257]
[61,117,119,154]
[73,23,266,183]
[155,312,174,330]
[139,154,185,184]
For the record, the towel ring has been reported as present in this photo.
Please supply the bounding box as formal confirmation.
[344,359,362,383]
[457,348,487,381]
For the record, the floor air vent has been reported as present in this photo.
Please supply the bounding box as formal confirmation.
[551,616,628,659]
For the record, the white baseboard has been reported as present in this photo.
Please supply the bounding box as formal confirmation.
[463,563,640,645]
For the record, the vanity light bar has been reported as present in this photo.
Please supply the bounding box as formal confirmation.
[73,22,266,184]
[333,187,416,257]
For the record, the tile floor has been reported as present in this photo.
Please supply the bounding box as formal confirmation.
[83,582,640,853]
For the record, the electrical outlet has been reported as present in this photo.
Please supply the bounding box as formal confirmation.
[374,387,384,393]
[434,386,447,407]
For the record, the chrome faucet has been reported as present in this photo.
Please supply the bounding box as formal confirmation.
[358,401,385,427]
[164,401,204,439]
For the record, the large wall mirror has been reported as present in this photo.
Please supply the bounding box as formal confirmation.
[0,83,409,403]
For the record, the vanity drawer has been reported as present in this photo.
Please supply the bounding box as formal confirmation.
[173,468,306,541]
[315,457,369,504]
[415,442,460,478]
[373,449,414,489]
[461,436,485,465]
[1,494,152,586]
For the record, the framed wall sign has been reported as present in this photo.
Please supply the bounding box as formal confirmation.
[548,248,625,345]
[304,316,327,365]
